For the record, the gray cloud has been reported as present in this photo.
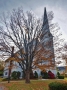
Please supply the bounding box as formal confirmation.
[0,0,67,12]
[0,0,67,40]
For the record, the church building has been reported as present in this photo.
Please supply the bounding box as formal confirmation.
[3,8,57,78]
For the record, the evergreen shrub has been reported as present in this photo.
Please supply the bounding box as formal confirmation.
[49,82,67,90]
[58,75,64,79]
[11,71,21,79]
[41,71,49,79]
[57,71,64,79]
[17,71,21,79]
[34,71,38,78]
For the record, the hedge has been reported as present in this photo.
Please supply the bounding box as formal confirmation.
[49,82,67,90]
[58,75,64,79]
[11,71,21,79]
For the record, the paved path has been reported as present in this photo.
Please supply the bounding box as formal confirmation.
[0,85,8,90]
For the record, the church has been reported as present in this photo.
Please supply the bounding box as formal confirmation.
[3,8,57,78]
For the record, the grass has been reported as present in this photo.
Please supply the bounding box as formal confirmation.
[0,77,3,82]
[0,79,67,90]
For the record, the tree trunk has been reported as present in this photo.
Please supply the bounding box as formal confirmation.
[8,68,11,83]
[25,70,30,83]
[30,69,34,79]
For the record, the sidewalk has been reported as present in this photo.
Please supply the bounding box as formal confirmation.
[0,85,8,90]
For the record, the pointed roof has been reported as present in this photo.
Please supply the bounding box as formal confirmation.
[42,7,49,27]
[41,7,53,39]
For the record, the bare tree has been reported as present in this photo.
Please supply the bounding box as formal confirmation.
[62,43,67,72]
[0,7,57,83]
[49,20,65,65]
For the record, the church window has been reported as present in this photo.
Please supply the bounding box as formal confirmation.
[5,72,7,75]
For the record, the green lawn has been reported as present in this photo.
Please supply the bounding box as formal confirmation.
[0,79,67,90]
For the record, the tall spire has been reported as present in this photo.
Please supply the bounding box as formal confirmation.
[42,7,49,29]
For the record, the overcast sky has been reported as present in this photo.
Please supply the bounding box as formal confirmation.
[0,0,67,41]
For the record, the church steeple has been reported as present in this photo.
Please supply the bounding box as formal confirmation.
[40,7,55,69]
[42,7,49,30]
[41,7,53,40]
